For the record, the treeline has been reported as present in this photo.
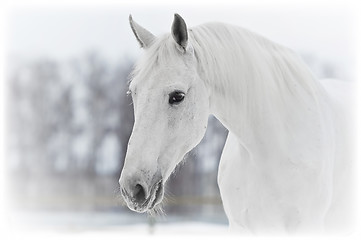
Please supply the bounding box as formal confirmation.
[7,52,134,177]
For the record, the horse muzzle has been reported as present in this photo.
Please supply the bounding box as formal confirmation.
[120,177,164,213]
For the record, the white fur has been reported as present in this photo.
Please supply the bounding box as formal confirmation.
[121,19,356,234]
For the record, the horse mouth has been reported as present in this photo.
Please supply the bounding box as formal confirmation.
[125,180,164,213]
[149,180,164,209]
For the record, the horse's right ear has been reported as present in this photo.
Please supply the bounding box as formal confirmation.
[171,13,188,52]
[129,15,156,48]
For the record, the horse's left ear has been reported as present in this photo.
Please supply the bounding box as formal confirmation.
[129,15,156,48]
[171,13,188,52]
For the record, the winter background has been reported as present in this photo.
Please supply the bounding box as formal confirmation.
[1,0,359,238]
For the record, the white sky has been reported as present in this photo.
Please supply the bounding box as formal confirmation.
[4,2,359,80]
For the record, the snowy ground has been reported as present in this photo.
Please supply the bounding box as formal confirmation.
[3,221,230,240]
[2,210,230,239]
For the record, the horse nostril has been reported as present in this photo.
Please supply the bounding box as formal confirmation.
[134,183,146,203]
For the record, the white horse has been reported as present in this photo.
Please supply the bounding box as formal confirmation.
[119,14,356,234]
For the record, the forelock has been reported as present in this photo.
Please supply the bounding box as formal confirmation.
[129,34,184,86]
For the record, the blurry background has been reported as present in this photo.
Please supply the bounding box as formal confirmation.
[3,1,358,235]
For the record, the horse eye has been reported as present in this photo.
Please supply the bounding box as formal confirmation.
[169,91,185,105]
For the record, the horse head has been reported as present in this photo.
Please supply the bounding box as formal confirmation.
[119,14,210,213]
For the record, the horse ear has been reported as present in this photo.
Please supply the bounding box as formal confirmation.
[129,15,156,48]
[171,13,188,51]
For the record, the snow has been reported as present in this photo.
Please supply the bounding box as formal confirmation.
[5,223,229,240]
[3,211,230,240]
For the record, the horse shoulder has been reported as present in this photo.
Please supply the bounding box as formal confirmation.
[218,132,256,232]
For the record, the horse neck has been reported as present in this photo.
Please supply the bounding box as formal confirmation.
[191,23,329,158]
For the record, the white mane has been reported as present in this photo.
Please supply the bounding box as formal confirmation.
[190,22,327,134]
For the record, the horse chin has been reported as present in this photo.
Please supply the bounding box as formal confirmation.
[149,180,164,210]
[126,180,164,213]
